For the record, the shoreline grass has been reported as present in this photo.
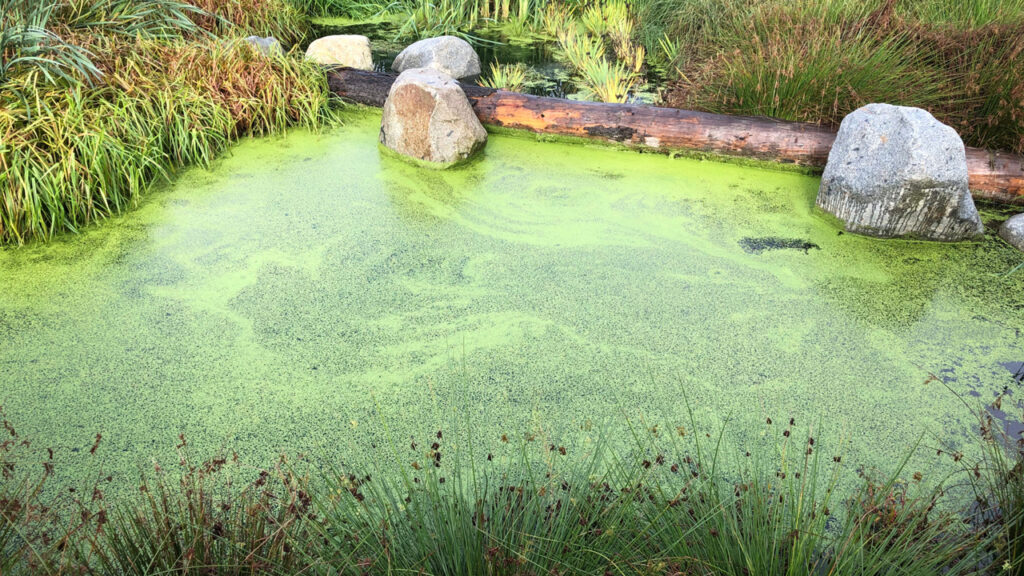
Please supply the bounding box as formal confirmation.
[2,394,1022,575]
[0,0,340,246]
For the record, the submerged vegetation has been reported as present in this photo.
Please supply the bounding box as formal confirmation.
[0,0,337,245]
[1,395,1022,575]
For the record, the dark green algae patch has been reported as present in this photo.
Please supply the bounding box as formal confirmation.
[1,109,1023,495]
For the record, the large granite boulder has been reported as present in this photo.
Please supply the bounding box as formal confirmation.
[392,36,481,79]
[1000,213,1024,252]
[816,103,983,241]
[305,35,373,70]
[244,36,284,57]
[380,68,487,167]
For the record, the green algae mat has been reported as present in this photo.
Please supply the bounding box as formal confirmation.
[2,111,1023,490]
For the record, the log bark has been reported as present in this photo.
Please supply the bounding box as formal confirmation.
[328,67,1024,205]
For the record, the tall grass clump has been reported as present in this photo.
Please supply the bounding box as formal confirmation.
[184,0,309,45]
[0,0,339,245]
[903,0,1024,29]
[0,1,100,91]
[1,41,335,245]
[71,448,319,574]
[0,408,63,575]
[306,408,990,575]
[688,7,960,124]
[637,0,1024,154]
[960,391,1024,574]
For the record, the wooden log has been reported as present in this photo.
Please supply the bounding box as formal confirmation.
[328,67,1024,205]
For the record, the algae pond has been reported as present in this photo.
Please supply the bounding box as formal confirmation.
[1,110,1023,491]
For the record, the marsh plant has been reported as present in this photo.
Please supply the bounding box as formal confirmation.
[575,56,637,102]
[480,61,527,91]
[549,0,647,103]
[2,392,1023,575]
[0,0,337,245]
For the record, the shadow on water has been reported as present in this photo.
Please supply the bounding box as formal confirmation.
[739,236,821,255]
[945,361,1024,441]
[1003,361,1024,383]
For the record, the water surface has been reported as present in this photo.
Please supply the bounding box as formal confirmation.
[1,111,1022,489]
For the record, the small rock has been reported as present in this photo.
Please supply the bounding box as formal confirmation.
[380,68,487,167]
[1000,213,1024,252]
[244,36,284,57]
[305,35,373,70]
[816,103,983,241]
[392,36,481,79]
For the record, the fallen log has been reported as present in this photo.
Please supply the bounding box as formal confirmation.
[328,67,1024,205]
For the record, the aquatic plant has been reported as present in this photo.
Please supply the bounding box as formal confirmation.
[550,0,648,103]
[480,61,527,91]
[576,55,637,102]
[541,1,575,35]
[556,27,603,68]
[580,0,629,37]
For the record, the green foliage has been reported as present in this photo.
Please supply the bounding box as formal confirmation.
[2,398,1021,575]
[0,0,102,92]
[0,0,337,245]
[480,61,527,90]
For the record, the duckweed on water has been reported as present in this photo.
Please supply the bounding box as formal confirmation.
[1,110,1023,500]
